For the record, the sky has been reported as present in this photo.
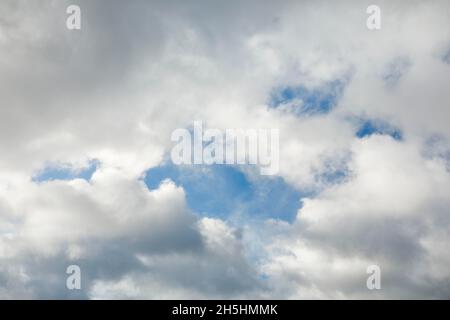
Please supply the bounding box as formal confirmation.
[1,0,450,299]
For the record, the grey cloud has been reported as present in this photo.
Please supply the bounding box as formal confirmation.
[1,0,450,299]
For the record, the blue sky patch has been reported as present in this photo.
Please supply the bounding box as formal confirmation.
[32,160,99,183]
[356,119,402,140]
[383,56,411,87]
[269,80,345,116]
[144,163,303,223]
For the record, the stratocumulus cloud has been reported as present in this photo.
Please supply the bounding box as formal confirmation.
[1,0,450,299]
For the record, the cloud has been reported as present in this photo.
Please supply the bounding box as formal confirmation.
[1,0,450,299]
[262,136,450,298]
[1,168,263,298]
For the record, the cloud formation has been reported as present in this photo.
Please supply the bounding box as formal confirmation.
[0,0,450,298]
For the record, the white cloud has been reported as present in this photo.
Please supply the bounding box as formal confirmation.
[263,136,450,298]
[1,0,450,298]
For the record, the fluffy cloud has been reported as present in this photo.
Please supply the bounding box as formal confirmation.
[263,136,450,298]
[1,0,450,298]
[0,171,261,298]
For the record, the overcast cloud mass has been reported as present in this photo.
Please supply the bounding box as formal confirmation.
[1,0,450,299]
